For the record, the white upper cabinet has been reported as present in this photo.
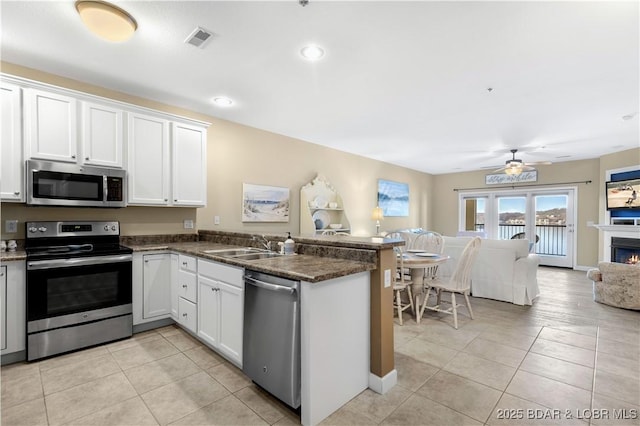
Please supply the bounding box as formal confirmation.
[172,122,207,206]
[127,112,170,205]
[24,88,78,163]
[81,101,124,168]
[1,82,24,201]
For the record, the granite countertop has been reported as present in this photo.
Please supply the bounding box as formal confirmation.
[127,241,376,283]
[1,250,26,261]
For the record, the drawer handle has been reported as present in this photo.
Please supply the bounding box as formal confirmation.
[14,191,20,196]
[71,155,76,159]
[85,157,90,160]
[182,313,187,317]
[182,284,187,288]
[182,262,188,266]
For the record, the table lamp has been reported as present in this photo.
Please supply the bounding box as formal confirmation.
[371,206,384,235]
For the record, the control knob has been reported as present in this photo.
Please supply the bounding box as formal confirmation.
[38,226,47,232]
[28,226,38,233]
[111,225,117,231]
[104,225,110,231]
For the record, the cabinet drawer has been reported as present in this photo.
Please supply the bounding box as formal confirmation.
[178,297,197,333]
[178,270,197,303]
[198,259,244,288]
[179,255,197,273]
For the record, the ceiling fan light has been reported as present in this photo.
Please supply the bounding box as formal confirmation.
[75,1,137,42]
[505,165,522,176]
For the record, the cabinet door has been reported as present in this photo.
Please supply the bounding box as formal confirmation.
[218,281,243,366]
[143,254,172,319]
[0,83,24,201]
[1,266,6,351]
[172,122,207,206]
[127,112,170,205]
[197,275,220,349]
[81,101,123,168]
[24,88,77,162]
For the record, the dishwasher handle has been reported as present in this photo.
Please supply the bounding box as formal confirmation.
[244,275,297,295]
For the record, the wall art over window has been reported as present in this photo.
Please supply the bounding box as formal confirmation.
[485,171,538,185]
[378,179,409,217]
[242,183,290,222]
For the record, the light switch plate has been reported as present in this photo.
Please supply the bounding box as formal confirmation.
[384,269,391,288]
[5,220,18,233]
[183,219,194,229]
[214,216,220,225]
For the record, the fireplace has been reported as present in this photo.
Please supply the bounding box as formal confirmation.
[611,237,640,265]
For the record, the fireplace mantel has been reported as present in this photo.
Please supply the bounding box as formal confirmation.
[592,224,640,262]
[592,224,640,233]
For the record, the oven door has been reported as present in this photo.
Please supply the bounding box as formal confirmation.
[26,254,132,331]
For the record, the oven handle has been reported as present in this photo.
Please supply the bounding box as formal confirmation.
[27,254,133,270]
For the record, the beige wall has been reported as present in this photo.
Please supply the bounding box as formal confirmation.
[0,62,432,240]
[431,159,602,268]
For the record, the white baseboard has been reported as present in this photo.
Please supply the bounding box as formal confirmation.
[574,264,595,272]
[368,369,397,395]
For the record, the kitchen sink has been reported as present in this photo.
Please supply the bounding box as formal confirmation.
[203,247,282,260]
[204,248,266,256]
[232,252,283,260]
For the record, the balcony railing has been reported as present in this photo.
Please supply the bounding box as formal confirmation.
[473,224,567,256]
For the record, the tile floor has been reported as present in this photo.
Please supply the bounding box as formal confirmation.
[1,266,639,425]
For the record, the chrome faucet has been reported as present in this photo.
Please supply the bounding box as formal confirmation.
[253,234,272,251]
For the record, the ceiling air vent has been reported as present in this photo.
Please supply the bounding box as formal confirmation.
[184,27,213,48]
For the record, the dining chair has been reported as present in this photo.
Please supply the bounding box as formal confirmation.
[412,231,445,284]
[417,237,481,329]
[392,247,414,325]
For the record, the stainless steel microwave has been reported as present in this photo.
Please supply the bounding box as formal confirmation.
[26,160,127,208]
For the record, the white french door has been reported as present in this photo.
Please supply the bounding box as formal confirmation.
[460,188,576,268]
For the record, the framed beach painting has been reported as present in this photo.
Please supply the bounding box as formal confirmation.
[242,183,290,222]
[378,179,409,217]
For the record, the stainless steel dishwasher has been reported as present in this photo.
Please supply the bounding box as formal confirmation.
[243,270,301,409]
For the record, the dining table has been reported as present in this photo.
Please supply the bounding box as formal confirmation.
[399,251,450,321]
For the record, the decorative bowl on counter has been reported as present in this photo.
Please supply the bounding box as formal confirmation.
[329,223,342,229]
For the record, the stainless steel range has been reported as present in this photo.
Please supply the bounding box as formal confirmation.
[25,221,133,361]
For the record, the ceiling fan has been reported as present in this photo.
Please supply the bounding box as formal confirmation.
[492,149,537,176]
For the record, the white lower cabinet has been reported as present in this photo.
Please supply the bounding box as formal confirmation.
[142,254,172,319]
[133,251,172,325]
[197,260,244,366]
[175,255,198,333]
[1,261,26,356]
[178,297,197,333]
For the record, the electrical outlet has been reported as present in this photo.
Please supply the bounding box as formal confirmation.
[214,216,220,225]
[183,219,194,229]
[384,269,391,288]
[5,220,18,233]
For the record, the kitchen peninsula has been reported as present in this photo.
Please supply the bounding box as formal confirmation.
[124,230,402,425]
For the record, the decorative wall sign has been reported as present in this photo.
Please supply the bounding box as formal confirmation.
[378,179,409,216]
[485,171,538,185]
[242,183,290,222]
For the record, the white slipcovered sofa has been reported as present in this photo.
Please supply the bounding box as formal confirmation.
[439,236,540,305]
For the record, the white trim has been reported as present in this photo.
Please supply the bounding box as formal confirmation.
[1,73,211,128]
[368,369,397,394]
[574,265,594,271]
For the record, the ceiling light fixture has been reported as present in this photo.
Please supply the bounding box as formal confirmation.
[75,1,137,42]
[212,97,233,107]
[300,45,325,61]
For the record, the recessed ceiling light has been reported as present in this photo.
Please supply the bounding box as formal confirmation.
[212,97,233,107]
[300,45,325,61]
